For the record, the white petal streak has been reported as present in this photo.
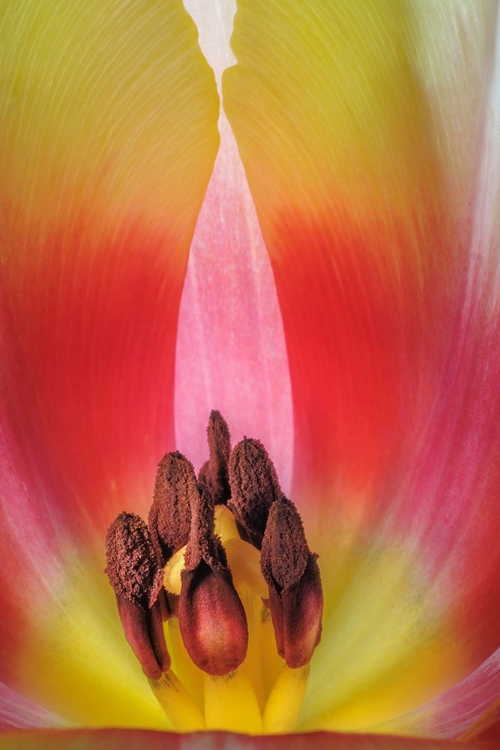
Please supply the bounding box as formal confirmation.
[467,1,500,314]
[375,647,500,740]
[0,681,65,729]
[183,0,236,85]
[411,1,497,216]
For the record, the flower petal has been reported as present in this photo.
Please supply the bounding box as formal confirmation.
[0,682,64,730]
[176,0,293,487]
[0,0,219,540]
[223,0,495,517]
[0,0,218,724]
[0,728,487,750]
[372,646,500,740]
[224,0,500,736]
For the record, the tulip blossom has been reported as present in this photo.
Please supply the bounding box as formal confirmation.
[1,0,500,747]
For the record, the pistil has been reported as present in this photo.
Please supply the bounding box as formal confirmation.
[104,412,323,734]
[179,482,248,676]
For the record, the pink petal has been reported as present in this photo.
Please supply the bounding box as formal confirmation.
[175,0,293,488]
[0,683,63,731]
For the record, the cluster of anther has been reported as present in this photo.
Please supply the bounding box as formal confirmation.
[105,411,323,681]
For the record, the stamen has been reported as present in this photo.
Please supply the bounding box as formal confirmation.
[179,483,248,676]
[228,438,282,548]
[260,605,284,696]
[204,670,262,732]
[263,664,310,733]
[198,410,231,505]
[104,411,324,734]
[224,537,268,598]
[149,671,205,731]
[105,512,169,680]
[148,452,194,566]
[166,617,205,709]
[260,497,323,668]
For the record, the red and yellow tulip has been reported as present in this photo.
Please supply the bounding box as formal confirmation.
[1,0,500,748]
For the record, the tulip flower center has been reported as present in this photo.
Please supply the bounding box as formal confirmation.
[105,411,323,733]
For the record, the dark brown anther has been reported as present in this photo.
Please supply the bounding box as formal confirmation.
[148,451,196,566]
[105,512,170,680]
[260,497,323,668]
[228,438,282,549]
[179,483,248,676]
[198,410,231,505]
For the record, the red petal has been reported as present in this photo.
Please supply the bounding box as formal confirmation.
[0,0,218,719]
[0,0,219,543]
[0,728,487,750]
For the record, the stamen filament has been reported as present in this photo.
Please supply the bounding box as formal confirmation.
[148,670,205,731]
[239,587,266,711]
[263,663,310,733]
[260,605,284,696]
[166,618,204,711]
[204,669,263,733]
[214,504,239,542]
[164,547,186,595]
[224,537,268,598]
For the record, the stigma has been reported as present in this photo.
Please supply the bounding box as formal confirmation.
[105,411,323,733]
